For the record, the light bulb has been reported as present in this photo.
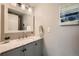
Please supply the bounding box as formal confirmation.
[28,7,32,12]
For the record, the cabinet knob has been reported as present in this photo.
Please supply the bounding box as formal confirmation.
[35,43,37,45]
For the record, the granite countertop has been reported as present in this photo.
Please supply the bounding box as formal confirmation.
[0,36,42,54]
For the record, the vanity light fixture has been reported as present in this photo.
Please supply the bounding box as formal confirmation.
[28,7,32,13]
[25,4,33,15]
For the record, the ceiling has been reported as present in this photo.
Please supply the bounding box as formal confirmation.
[25,3,39,7]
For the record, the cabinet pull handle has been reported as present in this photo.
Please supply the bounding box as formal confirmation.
[22,48,27,52]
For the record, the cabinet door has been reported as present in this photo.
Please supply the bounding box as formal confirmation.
[24,39,43,56]
[33,39,43,56]
[24,42,35,56]
[1,47,24,56]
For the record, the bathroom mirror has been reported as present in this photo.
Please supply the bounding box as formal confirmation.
[4,4,34,33]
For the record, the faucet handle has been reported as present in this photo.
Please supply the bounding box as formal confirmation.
[5,36,10,40]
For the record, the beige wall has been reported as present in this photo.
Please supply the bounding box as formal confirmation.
[35,3,79,56]
[0,4,1,40]
[0,4,4,41]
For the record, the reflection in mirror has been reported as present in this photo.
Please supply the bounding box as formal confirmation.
[8,13,19,31]
[8,13,32,32]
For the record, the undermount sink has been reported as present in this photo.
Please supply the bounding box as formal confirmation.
[0,36,36,45]
[0,39,18,45]
[0,40,10,45]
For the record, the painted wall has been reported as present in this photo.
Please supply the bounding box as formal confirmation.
[35,3,79,56]
[0,4,1,41]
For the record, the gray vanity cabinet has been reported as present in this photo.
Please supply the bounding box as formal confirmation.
[1,46,24,56]
[0,39,43,56]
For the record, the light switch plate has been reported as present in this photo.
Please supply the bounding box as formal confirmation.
[47,27,50,32]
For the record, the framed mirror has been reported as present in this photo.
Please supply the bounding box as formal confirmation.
[4,4,34,33]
